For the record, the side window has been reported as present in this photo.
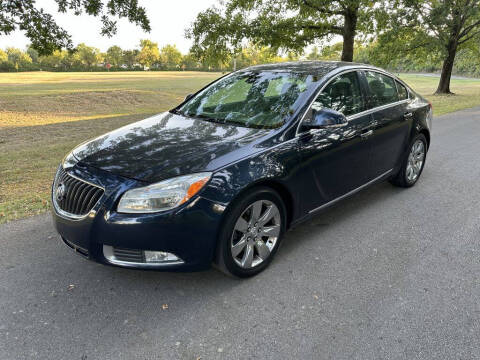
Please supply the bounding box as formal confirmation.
[313,71,365,116]
[396,80,409,100]
[365,71,399,108]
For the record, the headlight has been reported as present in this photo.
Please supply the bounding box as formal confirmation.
[117,172,212,213]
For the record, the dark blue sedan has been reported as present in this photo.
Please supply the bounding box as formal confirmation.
[52,61,432,277]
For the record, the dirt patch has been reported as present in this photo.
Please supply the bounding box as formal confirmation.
[0,89,170,116]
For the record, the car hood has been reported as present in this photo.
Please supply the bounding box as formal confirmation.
[72,112,273,183]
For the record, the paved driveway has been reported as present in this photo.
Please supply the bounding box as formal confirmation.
[1,107,480,360]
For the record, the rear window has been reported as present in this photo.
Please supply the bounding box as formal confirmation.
[365,71,399,108]
[396,81,409,100]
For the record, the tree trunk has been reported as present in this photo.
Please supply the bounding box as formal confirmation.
[341,9,358,62]
[436,39,458,94]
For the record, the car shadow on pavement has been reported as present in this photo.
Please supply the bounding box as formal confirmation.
[279,181,405,252]
[80,180,404,287]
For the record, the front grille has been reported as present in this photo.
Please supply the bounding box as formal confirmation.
[53,167,104,217]
[112,247,145,263]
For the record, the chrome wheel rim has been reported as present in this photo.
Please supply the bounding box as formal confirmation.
[230,200,281,269]
[406,140,425,183]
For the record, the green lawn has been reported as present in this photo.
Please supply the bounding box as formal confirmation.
[398,74,480,115]
[1,71,479,223]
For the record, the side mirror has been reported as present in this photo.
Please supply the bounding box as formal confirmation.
[302,107,347,130]
[184,93,194,102]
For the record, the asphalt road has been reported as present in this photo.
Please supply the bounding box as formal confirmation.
[2,107,480,360]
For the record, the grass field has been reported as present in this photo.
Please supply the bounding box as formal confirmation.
[1,71,479,223]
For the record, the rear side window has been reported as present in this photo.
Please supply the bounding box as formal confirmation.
[396,81,409,100]
[314,71,365,116]
[365,71,399,108]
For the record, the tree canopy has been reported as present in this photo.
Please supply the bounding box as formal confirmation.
[187,0,378,64]
[137,39,160,68]
[106,45,123,67]
[375,0,480,93]
[0,0,150,55]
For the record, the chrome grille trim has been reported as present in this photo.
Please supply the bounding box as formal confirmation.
[52,166,104,220]
[113,247,145,262]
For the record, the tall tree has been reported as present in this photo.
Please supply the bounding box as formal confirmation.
[0,0,150,55]
[122,49,139,68]
[26,46,39,63]
[137,40,160,68]
[306,46,322,60]
[159,44,183,69]
[378,0,480,94]
[76,43,101,68]
[39,49,66,69]
[181,52,201,70]
[0,49,8,63]
[106,45,123,67]
[187,0,377,63]
[6,47,32,70]
[235,44,284,69]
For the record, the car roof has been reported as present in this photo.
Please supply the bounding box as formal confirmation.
[241,60,370,77]
[238,61,413,91]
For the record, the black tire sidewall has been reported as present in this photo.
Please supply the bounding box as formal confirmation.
[216,187,287,278]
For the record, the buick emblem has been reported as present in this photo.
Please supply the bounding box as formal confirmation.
[56,182,66,202]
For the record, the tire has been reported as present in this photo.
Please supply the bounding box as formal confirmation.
[215,186,287,278]
[390,133,427,188]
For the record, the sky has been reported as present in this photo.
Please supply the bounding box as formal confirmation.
[0,0,218,53]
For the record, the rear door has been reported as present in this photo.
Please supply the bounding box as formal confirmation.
[361,71,411,175]
[296,71,376,214]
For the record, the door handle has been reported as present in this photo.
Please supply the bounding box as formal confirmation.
[360,129,373,139]
[404,112,413,120]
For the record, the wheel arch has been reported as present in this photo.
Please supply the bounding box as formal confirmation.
[220,179,295,231]
[419,128,430,149]
[236,179,294,230]
[211,178,295,268]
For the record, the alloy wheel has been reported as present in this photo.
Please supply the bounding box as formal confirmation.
[230,200,281,269]
[406,139,425,183]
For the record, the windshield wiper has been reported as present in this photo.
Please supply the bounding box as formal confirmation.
[170,108,184,116]
[172,110,223,124]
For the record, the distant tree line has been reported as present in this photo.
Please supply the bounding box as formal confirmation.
[2,39,480,79]
[0,41,211,72]
[0,40,297,72]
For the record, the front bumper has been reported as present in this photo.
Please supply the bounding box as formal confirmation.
[52,164,226,271]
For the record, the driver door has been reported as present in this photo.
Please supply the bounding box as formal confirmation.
[297,71,376,214]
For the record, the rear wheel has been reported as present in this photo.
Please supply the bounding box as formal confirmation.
[215,187,286,278]
[390,134,427,188]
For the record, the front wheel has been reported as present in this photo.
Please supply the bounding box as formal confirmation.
[215,187,286,278]
[390,133,427,188]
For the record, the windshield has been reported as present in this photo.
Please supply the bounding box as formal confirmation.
[176,71,317,129]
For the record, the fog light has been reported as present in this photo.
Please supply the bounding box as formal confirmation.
[144,250,181,263]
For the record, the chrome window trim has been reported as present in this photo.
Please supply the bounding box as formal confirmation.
[52,167,104,221]
[308,168,393,215]
[295,67,413,137]
[346,99,410,121]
